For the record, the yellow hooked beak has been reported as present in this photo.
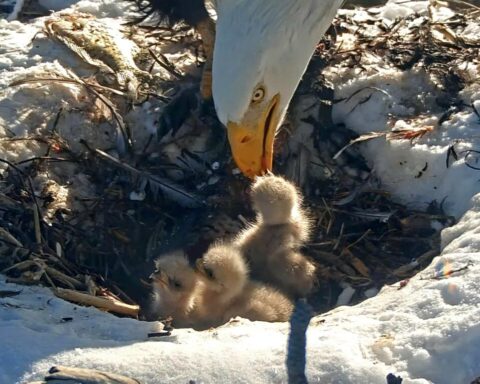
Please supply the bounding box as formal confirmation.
[226,95,280,179]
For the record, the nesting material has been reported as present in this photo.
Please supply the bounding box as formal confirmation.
[44,12,151,101]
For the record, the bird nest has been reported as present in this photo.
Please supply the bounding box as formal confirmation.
[1,1,479,322]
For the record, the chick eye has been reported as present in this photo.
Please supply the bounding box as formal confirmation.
[251,86,265,103]
[204,267,214,280]
[170,279,182,289]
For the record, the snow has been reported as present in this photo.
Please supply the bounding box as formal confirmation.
[0,0,479,383]
[328,55,479,216]
[326,10,480,218]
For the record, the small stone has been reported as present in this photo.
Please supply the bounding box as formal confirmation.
[208,175,220,185]
[129,191,146,201]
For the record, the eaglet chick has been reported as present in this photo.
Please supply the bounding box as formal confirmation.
[195,243,293,326]
[235,174,316,298]
[150,252,203,329]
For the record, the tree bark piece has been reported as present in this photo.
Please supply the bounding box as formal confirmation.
[54,288,139,318]
[29,365,142,384]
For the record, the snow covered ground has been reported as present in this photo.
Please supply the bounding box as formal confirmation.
[0,0,479,383]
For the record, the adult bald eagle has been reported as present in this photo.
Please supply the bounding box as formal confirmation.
[135,0,344,178]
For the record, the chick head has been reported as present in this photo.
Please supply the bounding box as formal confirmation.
[195,243,248,298]
[251,174,300,225]
[151,252,198,300]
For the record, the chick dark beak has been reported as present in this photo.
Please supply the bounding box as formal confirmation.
[194,259,203,273]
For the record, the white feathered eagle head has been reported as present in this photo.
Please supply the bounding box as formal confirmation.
[212,0,343,177]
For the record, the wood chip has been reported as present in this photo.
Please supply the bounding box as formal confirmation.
[54,288,139,318]
[39,365,142,384]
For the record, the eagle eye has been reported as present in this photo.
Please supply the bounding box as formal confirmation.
[251,86,265,103]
